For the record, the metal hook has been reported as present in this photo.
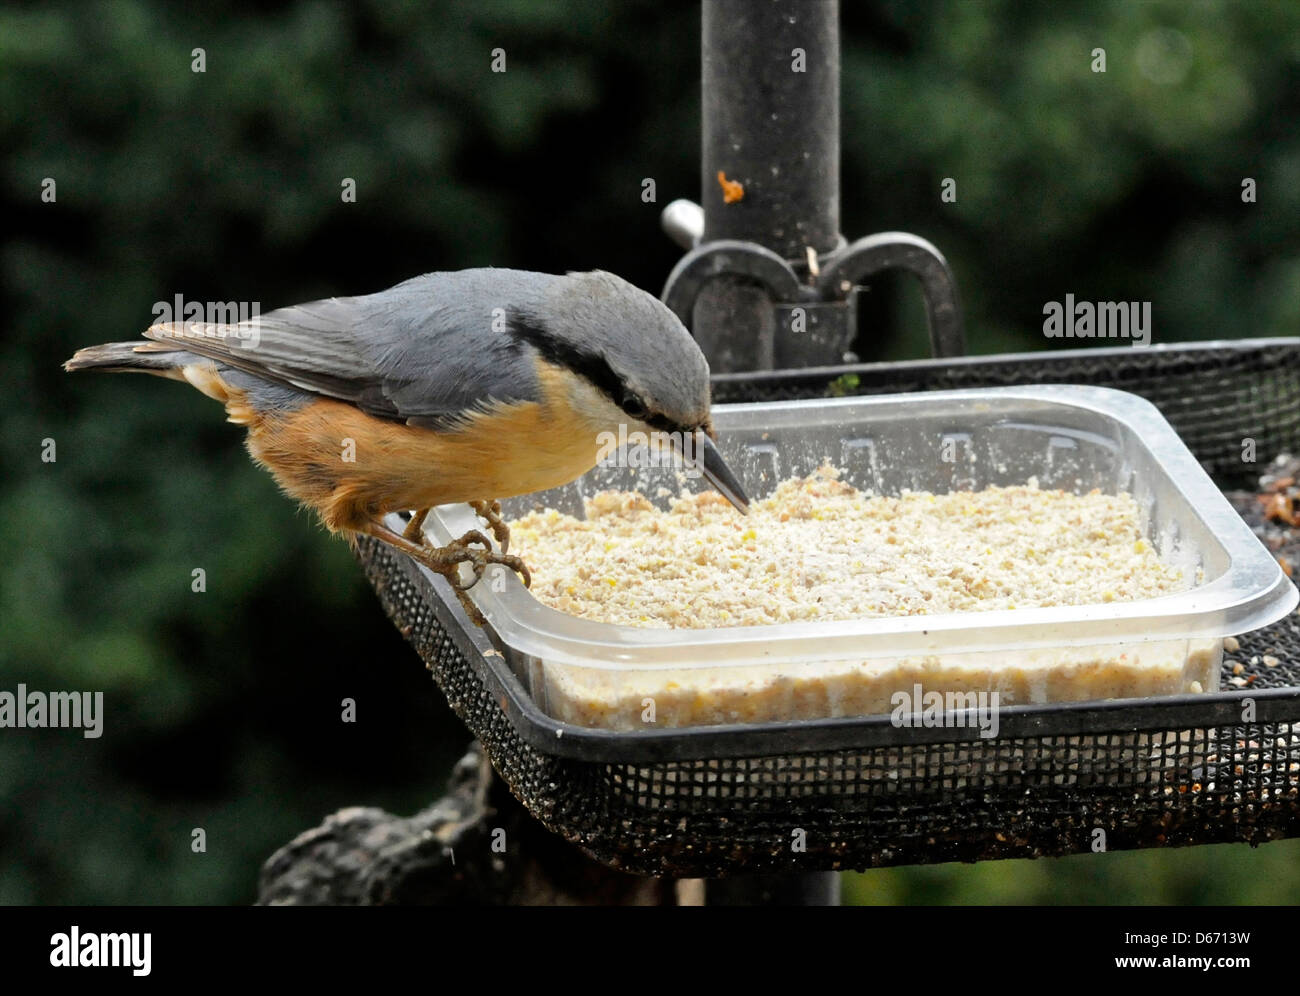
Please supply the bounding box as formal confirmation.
[817,232,965,358]
[660,239,805,329]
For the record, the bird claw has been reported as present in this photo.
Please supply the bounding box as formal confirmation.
[452,528,494,553]
[388,513,531,627]
[423,529,532,593]
[469,499,511,554]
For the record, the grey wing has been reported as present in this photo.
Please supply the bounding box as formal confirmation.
[141,270,555,427]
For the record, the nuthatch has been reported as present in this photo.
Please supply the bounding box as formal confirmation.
[66,269,750,621]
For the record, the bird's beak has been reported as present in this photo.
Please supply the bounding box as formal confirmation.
[679,430,750,514]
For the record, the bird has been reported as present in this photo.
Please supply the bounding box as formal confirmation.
[65,268,750,622]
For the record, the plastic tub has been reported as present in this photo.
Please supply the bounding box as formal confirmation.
[422,385,1298,732]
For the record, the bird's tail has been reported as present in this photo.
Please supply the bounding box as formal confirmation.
[64,342,187,376]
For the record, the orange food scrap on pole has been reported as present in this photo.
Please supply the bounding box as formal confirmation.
[717,170,744,204]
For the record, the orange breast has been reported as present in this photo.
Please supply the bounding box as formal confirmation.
[235,378,607,533]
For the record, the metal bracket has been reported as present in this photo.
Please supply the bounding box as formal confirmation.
[661,239,807,328]
[661,212,966,363]
[819,231,965,359]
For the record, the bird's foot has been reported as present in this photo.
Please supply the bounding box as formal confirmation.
[402,507,431,541]
[435,529,532,592]
[366,516,531,627]
[469,499,511,554]
[417,530,530,625]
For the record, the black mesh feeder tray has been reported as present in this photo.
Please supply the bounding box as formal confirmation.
[355,337,1300,879]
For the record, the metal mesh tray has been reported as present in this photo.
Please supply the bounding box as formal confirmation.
[356,338,1300,876]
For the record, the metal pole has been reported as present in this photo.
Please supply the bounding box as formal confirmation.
[702,0,840,256]
[695,0,844,905]
[693,0,841,372]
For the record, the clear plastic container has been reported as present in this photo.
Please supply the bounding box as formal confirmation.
[422,385,1298,731]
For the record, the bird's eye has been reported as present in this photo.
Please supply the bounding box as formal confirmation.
[621,394,648,419]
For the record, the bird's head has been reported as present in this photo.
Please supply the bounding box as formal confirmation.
[507,270,749,513]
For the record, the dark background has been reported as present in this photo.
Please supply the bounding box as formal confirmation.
[2,0,1298,904]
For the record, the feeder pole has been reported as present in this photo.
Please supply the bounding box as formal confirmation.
[702,0,840,258]
[664,0,963,369]
[692,0,841,372]
[695,0,844,907]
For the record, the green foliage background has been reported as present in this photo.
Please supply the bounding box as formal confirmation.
[1,0,1297,904]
